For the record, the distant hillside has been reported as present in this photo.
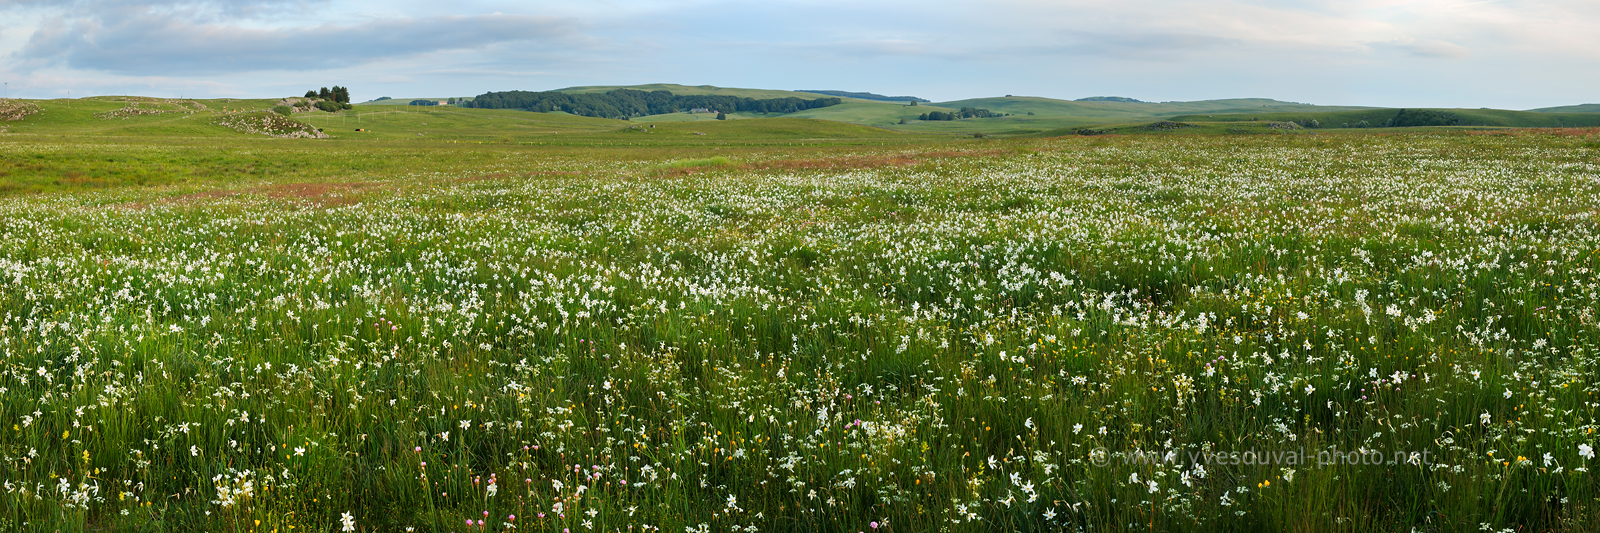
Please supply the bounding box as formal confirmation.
[1529,104,1600,113]
[464,89,840,119]
[359,83,1600,135]
[798,90,929,103]
[931,96,1374,119]
[1075,96,1147,103]
[360,98,473,106]
[1169,108,1600,128]
[555,84,831,101]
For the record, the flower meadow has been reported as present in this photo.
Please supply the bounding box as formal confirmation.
[2,132,1599,532]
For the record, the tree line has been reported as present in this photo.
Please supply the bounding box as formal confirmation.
[304,87,351,104]
[919,108,1001,121]
[1386,109,1460,127]
[462,89,842,119]
[301,86,352,111]
[1282,109,1464,129]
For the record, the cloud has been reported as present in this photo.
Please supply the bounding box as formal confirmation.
[16,12,584,75]
[788,30,1235,64]
[1032,31,1239,60]
[1377,38,1471,59]
[418,68,560,77]
[0,0,306,9]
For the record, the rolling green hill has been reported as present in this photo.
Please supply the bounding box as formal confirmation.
[1529,104,1600,113]
[627,117,907,139]
[360,98,475,106]
[0,96,917,146]
[797,90,929,103]
[1169,108,1600,129]
[553,84,871,102]
[14,87,1600,146]
[467,84,1397,134]
[0,96,629,141]
[558,86,1386,135]
[932,96,1375,119]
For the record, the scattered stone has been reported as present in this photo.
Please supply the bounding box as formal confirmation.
[1,99,42,121]
[94,97,206,120]
[214,111,328,139]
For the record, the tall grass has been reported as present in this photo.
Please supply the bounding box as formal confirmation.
[0,132,1598,532]
[655,156,735,170]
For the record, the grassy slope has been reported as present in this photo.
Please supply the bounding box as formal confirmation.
[380,84,1418,135]
[359,99,474,106]
[0,98,626,141]
[341,84,1600,135]
[824,96,1377,135]
[1,98,931,195]
[1169,108,1600,128]
[631,117,904,138]
[1529,103,1600,113]
[544,86,1388,135]
[553,83,881,102]
[933,96,1373,117]
[784,102,950,125]
[1027,120,1318,137]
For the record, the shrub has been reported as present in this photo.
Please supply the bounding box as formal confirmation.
[1388,109,1461,127]
[271,105,293,116]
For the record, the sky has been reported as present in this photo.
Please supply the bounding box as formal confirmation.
[1,0,1596,109]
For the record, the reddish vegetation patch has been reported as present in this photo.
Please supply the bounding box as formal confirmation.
[162,190,239,204]
[254,182,374,206]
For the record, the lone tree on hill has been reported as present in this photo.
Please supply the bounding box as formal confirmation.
[302,86,352,106]
[716,111,727,120]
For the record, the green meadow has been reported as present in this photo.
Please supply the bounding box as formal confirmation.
[3,95,1600,532]
[1170,108,1600,129]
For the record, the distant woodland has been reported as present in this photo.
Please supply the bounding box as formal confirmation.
[464,89,842,119]
[799,90,929,103]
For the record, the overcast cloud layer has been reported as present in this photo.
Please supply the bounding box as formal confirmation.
[1,0,1596,108]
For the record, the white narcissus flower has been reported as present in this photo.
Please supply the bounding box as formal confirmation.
[1581,444,1595,460]
[341,511,355,532]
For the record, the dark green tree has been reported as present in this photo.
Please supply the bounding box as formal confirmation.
[304,90,317,98]
[716,111,727,120]
[319,87,332,100]
[1388,109,1460,127]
